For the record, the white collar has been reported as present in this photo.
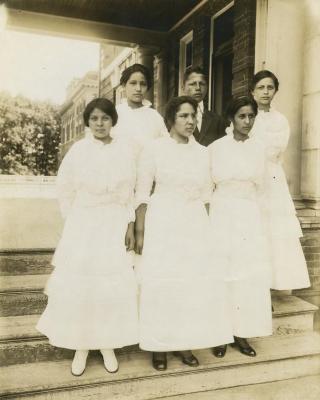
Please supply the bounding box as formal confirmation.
[226,123,253,141]
[198,101,204,113]
[85,129,115,146]
[120,98,152,109]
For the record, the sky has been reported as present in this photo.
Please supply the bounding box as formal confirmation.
[0,29,100,105]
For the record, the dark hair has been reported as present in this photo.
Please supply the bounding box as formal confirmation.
[226,96,258,121]
[119,63,152,90]
[165,96,198,130]
[183,66,207,84]
[251,70,279,92]
[83,98,118,127]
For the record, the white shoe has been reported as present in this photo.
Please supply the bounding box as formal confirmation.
[100,349,119,373]
[71,350,89,376]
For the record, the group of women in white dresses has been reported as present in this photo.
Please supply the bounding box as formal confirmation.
[37,64,310,376]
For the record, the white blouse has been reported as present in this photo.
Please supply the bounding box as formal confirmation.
[56,133,136,222]
[135,136,212,207]
[112,99,168,157]
[252,108,290,163]
[209,133,265,196]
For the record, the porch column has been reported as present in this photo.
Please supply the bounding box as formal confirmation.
[135,45,159,104]
[300,0,320,208]
[154,50,168,115]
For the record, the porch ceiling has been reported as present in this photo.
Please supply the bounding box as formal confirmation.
[5,0,203,32]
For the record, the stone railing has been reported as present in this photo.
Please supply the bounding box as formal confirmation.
[0,175,57,198]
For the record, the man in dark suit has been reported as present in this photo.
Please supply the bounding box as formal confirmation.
[182,66,227,146]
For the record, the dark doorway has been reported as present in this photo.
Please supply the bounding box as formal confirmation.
[211,6,234,116]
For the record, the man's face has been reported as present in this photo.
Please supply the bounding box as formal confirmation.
[183,72,208,103]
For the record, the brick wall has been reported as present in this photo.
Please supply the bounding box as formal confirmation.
[295,211,320,330]
[166,0,256,104]
[232,0,256,96]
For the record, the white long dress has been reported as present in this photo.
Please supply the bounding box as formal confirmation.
[36,133,139,350]
[112,99,168,158]
[252,108,310,290]
[209,133,272,339]
[136,136,234,351]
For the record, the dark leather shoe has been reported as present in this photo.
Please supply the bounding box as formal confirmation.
[212,344,227,358]
[173,351,199,367]
[152,352,167,371]
[231,337,256,357]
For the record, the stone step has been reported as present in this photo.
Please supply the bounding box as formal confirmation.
[0,274,48,292]
[0,251,54,276]
[271,295,318,335]
[0,275,48,317]
[159,374,320,400]
[1,332,320,400]
[0,296,317,366]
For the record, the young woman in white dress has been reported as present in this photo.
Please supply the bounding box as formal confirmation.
[251,70,310,291]
[209,96,272,358]
[112,63,168,157]
[37,98,139,376]
[135,96,233,371]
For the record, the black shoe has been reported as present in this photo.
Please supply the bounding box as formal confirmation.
[231,337,256,357]
[152,352,167,371]
[212,344,227,358]
[172,351,199,367]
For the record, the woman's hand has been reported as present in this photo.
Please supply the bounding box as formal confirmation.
[135,203,147,254]
[205,203,210,215]
[135,229,144,255]
[125,222,135,251]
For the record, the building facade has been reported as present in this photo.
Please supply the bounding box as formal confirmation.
[162,0,320,328]
[59,71,99,158]
[97,0,320,326]
[4,0,320,326]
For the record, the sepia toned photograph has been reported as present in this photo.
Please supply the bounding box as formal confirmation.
[0,0,319,399]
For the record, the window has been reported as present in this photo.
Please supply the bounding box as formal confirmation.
[179,31,193,94]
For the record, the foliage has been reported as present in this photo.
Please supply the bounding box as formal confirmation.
[0,92,61,175]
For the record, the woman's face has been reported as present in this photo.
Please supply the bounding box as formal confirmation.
[171,102,196,141]
[125,72,148,105]
[88,108,113,141]
[252,77,276,109]
[232,105,256,138]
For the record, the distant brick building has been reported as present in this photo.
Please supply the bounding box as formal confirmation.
[59,71,99,159]
[100,45,136,104]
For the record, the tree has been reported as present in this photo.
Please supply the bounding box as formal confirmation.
[0,92,61,175]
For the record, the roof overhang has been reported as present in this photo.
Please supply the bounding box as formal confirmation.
[4,0,207,47]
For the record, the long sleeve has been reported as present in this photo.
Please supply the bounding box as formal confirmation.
[56,146,77,219]
[135,143,156,208]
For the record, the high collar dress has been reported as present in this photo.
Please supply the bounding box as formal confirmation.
[112,99,168,158]
[36,133,139,350]
[252,108,310,290]
[135,136,233,351]
[208,132,273,338]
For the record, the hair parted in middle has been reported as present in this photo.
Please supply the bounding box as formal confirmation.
[119,63,152,90]
[225,96,258,121]
[164,96,198,131]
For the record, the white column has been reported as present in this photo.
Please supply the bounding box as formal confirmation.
[255,0,305,199]
[154,50,168,115]
[135,45,159,104]
[300,0,320,206]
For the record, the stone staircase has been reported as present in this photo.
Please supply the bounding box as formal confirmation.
[0,250,320,399]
